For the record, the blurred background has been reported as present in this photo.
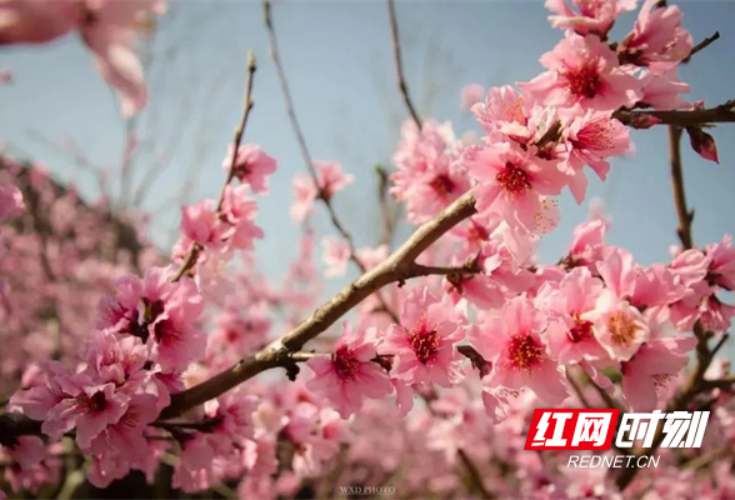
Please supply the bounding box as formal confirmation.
[1,0,733,294]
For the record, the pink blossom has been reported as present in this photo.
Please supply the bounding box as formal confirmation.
[561,108,630,202]
[2,436,45,470]
[619,0,693,74]
[314,161,353,200]
[471,85,531,138]
[381,287,466,387]
[0,0,166,116]
[707,235,735,291]
[460,83,484,111]
[471,296,568,405]
[96,267,205,373]
[222,144,277,194]
[321,236,351,277]
[290,174,318,222]
[621,313,696,411]
[585,288,649,361]
[220,184,264,250]
[86,394,159,458]
[306,323,392,418]
[0,184,23,221]
[639,68,690,110]
[519,31,642,111]
[0,0,79,44]
[464,143,567,232]
[537,268,610,364]
[180,200,222,248]
[545,0,637,37]
[390,120,469,224]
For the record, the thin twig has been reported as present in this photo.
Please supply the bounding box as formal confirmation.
[668,125,693,250]
[682,31,720,64]
[170,51,258,283]
[386,0,422,130]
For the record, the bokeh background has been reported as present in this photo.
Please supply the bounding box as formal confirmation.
[1,0,733,304]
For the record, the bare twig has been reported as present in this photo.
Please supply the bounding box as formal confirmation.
[386,0,422,130]
[682,31,721,64]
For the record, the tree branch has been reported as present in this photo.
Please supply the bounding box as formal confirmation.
[386,0,422,130]
[160,190,477,419]
[614,99,735,128]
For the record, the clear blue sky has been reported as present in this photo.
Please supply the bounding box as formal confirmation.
[1,0,734,291]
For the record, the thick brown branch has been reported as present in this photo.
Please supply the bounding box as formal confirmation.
[614,100,735,128]
[160,191,477,420]
[386,0,422,130]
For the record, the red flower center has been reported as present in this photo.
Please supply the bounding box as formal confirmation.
[85,391,108,414]
[507,333,543,370]
[409,324,441,365]
[564,61,602,99]
[429,174,456,196]
[496,162,531,195]
[568,316,594,343]
[333,345,360,380]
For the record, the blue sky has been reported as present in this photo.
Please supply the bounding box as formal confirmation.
[1,0,734,293]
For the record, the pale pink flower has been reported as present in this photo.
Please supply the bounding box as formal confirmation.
[390,120,469,224]
[707,235,735,291]
[80,0,166,116]
[222,144,277,194]
[460,83,485,111]
[621,313,696,411]
[567,218,609,269]
[381,287,466,387]
[306,323,392,418]
[86,394,159,458]
[464,143,567,233]
[2,436,45,470]
[0,184,23,221]
[519,31,642,111]
[545,0,637,36]
[619,0,693,74]
[321,236,351,278]
[290,174,318,222]
[0,0,166,116]
[314,161,353,200]
[220,184,264,250]
[537,267,610,364]
[471,85,531,137]
[471,296,568,405]
[561,107,630,202]
[180,200,223,248]
[639,68,690,110]
[0,0,79,44]
[585,288,649,362]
